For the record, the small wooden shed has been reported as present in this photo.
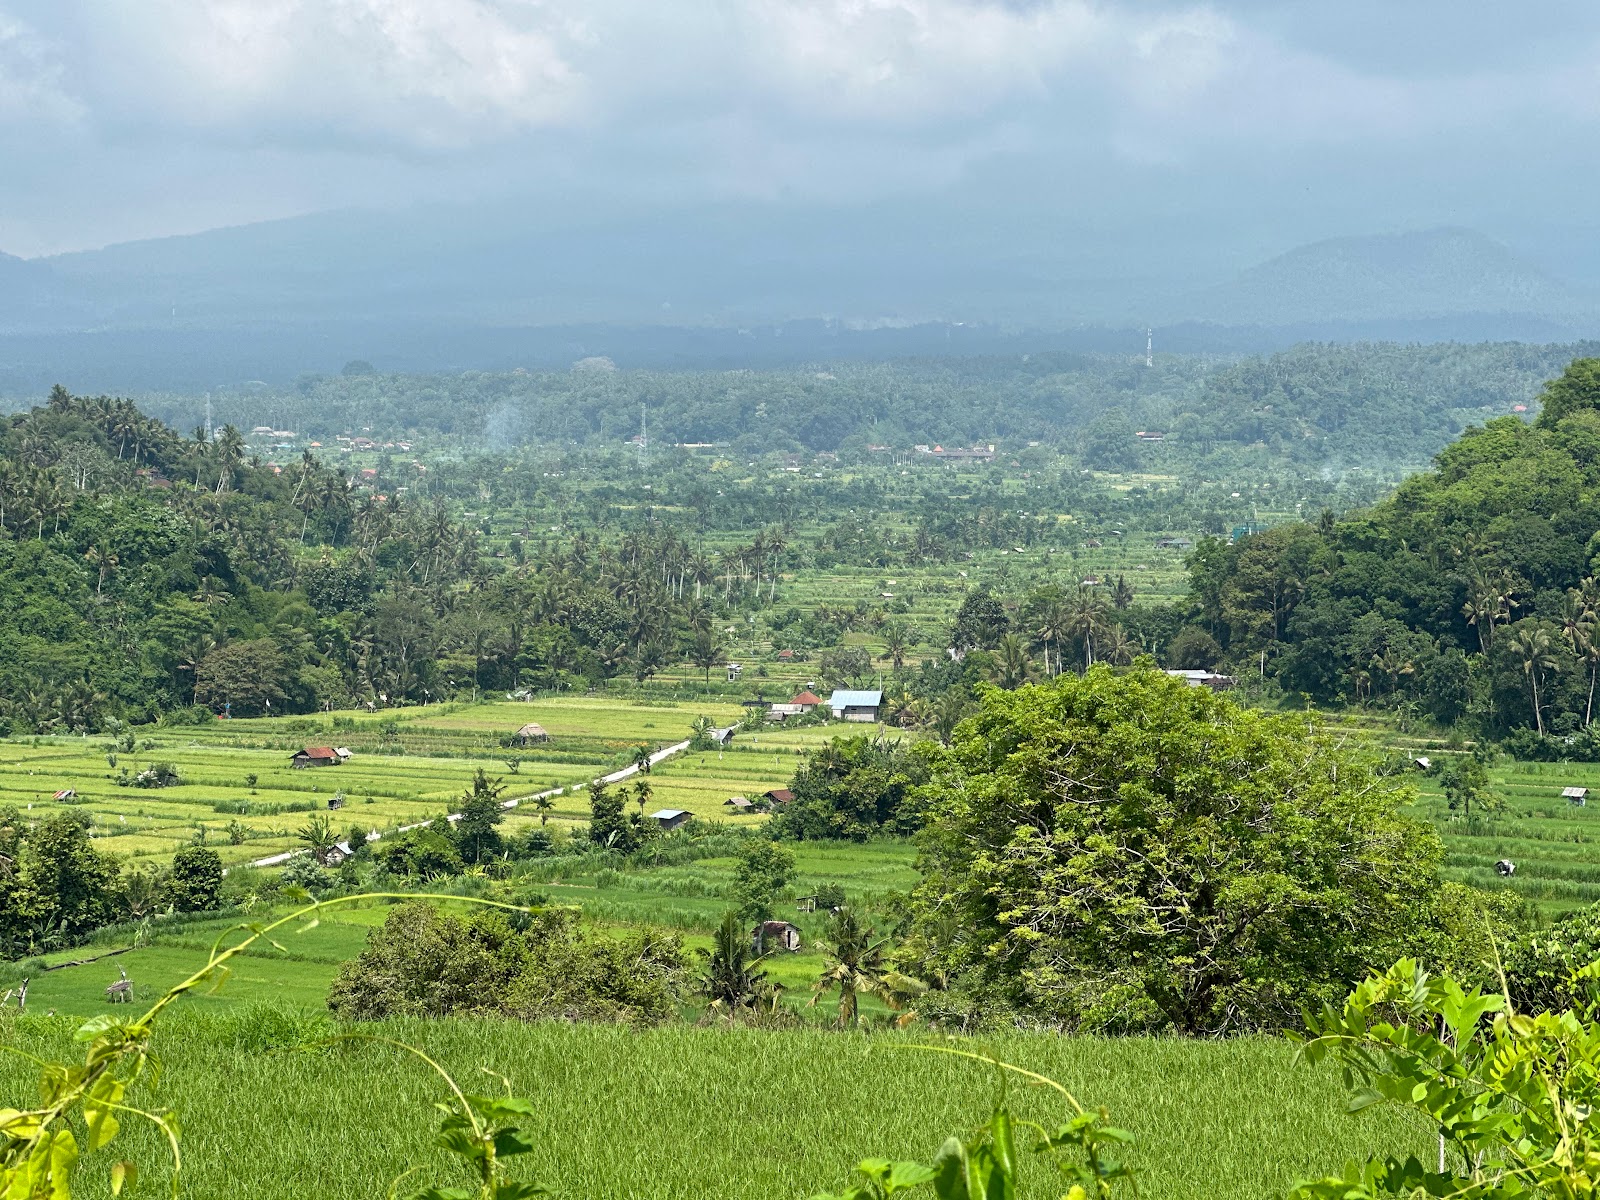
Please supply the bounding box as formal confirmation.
[763,788,794,806]
[291,747,341,769]
[1565,786,1589,807]
[513,722,550,746]
[724,796,752,810]
[753,921,802,953]
[648,808,693,832]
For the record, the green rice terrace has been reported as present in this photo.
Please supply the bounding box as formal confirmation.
[0,696,842,867]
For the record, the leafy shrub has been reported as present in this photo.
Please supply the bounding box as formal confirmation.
[327,901,685,1025]
[164,845,223,912]
[1503,901,1600,1013]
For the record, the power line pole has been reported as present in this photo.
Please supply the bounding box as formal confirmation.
[1145,328,1153,369]
[204,393,213,442]
[639,404,648,470]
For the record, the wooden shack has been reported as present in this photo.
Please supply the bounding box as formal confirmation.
[752,921,802,953]
[512,722,550,746]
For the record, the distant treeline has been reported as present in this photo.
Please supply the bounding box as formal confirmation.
[110,340,1597,468]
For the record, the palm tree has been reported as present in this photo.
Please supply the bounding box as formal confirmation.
[688,628,725,691]
[991,632,1032,689]
[931,691,971,746]
[809,907,899,1029]
[1066,585,1108,670]
[533,794,555,826]
[296,814,340,866]
[880,621,911,670]
[1026,590,1070,678]
[632,779,653,813]
[632,745,654,774]
[697,910,778,1014]
[1099,625,1136,666]
[1509,624,1561,735]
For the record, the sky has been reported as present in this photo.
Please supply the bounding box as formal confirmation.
[0,1,1597,274]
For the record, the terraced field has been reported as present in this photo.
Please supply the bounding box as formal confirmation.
[0,696,775,866]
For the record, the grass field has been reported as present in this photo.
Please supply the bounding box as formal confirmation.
[0,1011,1429,1200]
[0,696,780,866]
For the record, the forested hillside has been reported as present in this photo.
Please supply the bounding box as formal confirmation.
[113,339,1596,468]
[1186,358,1600,746]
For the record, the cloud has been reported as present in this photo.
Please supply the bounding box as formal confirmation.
[66,0,587,149]
[0,14,82,129]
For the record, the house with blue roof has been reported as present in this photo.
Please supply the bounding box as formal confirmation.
[828,689,883,722]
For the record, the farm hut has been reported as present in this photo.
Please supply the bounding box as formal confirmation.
[333,747,353,762]
[1495,859,1516,877]
[513,722,550,746]
[327,794,346,810]
[828,689,883,722]
[763,788,794,806]
[752,921,802,953]
[291,746,342,769]
[1163,670,1236,692]
[51,789,75,801]
[648,808,693,832]
[1414,756,1433,771]
[1565,787,1589,806]
[791,690,822,711]
[724,796,752,810]
[777,649,795,660]
[767,703,803,721]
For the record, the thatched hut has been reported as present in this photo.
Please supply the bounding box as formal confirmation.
[512,722,550,746]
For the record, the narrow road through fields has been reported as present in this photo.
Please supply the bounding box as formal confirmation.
[244,726,737,869]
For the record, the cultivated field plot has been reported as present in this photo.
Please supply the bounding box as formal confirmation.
[0,1011,1430,1200]
[0,697,755,866]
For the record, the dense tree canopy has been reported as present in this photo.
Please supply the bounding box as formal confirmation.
[908,667,1444,1034]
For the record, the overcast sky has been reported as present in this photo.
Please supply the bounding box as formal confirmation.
[0,1,1595,269]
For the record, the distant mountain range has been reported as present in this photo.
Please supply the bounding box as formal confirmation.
[1172,228,1592,326]
[0,210,1596,390]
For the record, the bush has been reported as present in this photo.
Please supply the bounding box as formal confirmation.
[165,845,224,911]
[327,901,685,1024]
[279,855,332,895]
[1504,902,1600,1013]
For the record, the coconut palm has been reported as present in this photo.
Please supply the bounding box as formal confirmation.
[990,632,1033,689]
[697,910,778,1014]
[1509,624,1561,735]
[810,907,900,1029]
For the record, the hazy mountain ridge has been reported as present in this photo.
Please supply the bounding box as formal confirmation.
[1176,228,1592,326]
[2,213,1596,382]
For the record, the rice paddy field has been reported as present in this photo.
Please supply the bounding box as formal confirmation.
[0,1009,1429,1200]
[0,696,848,867]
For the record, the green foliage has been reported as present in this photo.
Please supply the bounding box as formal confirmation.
[164,846,223,912]
[696,910,778,1014]
[586,778,650,854]
[327,901,686,1025]
[0,808,120,958]
[1533,356,1600,428]
[910,666,1444,1034]
[1293,955,1600,1198]
[772,736,933,842]
[732,841,796,923]
[1503,900,1600,1014]
[456,770,508,864]
[815,1050,1135,1200]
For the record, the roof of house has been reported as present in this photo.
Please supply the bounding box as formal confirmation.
[828,689,883,708]
[297,746,338,758]
[515,722,548,737]
[1564,787,1589,798]
[764,788,794,803]
[758,920,801,933]
[334,747,352,757]
[792,690,822,705]
[649,809,689,820]
[725,797,752,808]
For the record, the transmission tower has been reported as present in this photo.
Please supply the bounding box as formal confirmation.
[1145,328,1153,369]
[204,393,213,442]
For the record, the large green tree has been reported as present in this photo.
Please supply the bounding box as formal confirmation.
[910,667,1445,1035]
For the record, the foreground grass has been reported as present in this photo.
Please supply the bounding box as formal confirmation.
[0,1012,1428,1200]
